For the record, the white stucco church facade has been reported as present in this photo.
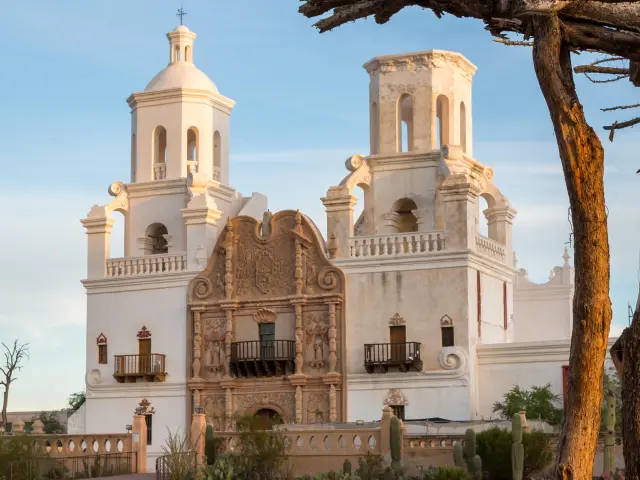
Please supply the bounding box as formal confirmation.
[77,25,614,470]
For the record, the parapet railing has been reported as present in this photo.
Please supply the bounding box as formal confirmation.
[474,235,506,263]
[106,253,188,277]
[348,231,446,258]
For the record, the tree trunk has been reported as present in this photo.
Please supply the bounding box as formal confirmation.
[532,15,612,480]
[2,387,9,427]
[611,297,640,477]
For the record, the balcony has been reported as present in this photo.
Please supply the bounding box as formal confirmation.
[106,253,187,278]
[348,232,445,258]
[364,342,422,374]
[114,354,167,383]
[230,340,295,378]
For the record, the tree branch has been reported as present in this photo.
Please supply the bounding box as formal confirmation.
[494,38,534,46]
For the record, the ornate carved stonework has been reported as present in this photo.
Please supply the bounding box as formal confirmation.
[389,313,405,326]
[202,394,226,431]
[235,391,296,421]
[137,398,156,415]
[307,391,330,424]
[96,333,107,345]
[363,51,477,80]
[254,308,277,324]
[137,326,151,339]
[440,315,453,327]
[384,389,409,406]
[203,315,226,377]
[304,311,329,371]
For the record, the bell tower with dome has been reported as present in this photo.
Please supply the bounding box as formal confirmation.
[80,24,267,472]
[128,25,232,185]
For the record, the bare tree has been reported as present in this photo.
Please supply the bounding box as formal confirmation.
[0,340,29,428]
[296,1,640,477]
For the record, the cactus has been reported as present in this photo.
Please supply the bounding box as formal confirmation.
[205,424,216,466]
[343,459,352,475]
[453,443,465,469]
[511,413,524,480]
[603,379,616,475]
[390,415,402,464]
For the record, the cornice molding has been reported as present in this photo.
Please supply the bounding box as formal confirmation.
[82,272,195,294]
[477,339,617,365]
[367,150,441,172]
[348,371,469,389]
[127,88,235,112]
[126,179,190,198]
[87,381,188,397]
[363,50,477,80]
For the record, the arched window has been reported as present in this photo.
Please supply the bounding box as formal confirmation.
[174,45,180,62]
[213,130,221,181]
[460,101,467,153]
[478,195,489,237]
[436,95,450,148]
[392,198,418,233]
[397,94,414,152]
[131,133,137,183]
[185,45,191,62]
[187,127,198,162]
[153,126,167,180]
[145,223,168,255]
[370,102,379,155]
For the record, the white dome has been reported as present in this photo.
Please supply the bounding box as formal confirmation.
[144,62,218,93]
[174,25,191,33]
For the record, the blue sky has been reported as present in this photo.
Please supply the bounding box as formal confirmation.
[0,0,638,411]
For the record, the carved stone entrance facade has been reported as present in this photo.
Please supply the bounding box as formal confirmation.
[188,210,346,430]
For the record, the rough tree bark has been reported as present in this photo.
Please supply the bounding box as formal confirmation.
[532,16,612,479]
[611,298,640,478]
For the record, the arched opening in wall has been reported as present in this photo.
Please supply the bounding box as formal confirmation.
[396,94,414,153]
[436,95,450,148]
[353,185,366,236]
[370,102,379,155]
[187,127,199,173]
[131,133,137,183]
[254,409,283,430]
[213,130,221,181]
[109,211,126,259]
[477,195,489,237]
[145,223,169,255]
[176,46,181,61]
[153,126,167,180]
[459,102,467,153]
[392,198,418,233]
[185,45,191,62]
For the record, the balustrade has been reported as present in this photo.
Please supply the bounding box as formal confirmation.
[106,253,187,277]
[230,340,295,378]
[474,235,506,263]
[114,354,166,383]
[349,232,445,258]
[364,342,422,374]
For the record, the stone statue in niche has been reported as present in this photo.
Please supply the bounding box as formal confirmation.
[307,392,329,424]
[202,394,226,431]
[203,317,226,377]
[304,312,329,372]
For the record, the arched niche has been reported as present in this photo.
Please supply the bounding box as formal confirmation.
[392,198,419,233]
[397,94,414,152]
[145,223,169,255]
[436,95,450,148]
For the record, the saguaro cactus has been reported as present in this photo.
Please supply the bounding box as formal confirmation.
[453,428,481,480]
[511,413,524,480]
[343,459,352,475]
[205,424,216,466]
[453,443,466,468]
[390,415,402,464]
[603,379,616,475]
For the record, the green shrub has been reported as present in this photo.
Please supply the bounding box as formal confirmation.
[420,466,472,480]
[476,427,552,480]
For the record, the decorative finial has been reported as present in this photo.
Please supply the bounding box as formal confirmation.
[563,247,571,267]
[176,7,187,25]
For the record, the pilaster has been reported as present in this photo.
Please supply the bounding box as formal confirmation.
[81,214,116,279]
[438,178,479,250]
[485,205,517,267]
[321,187,357,258]
[181,193,222,271]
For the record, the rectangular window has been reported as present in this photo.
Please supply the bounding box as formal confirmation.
[259,323,275,359]
[98,344,108,365]
[391,405,405,421]
[441,326,454,347]
[145,414,152,446]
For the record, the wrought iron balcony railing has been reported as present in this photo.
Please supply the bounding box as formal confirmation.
[230,340,295,378]
[113,354,167,383]
[364,342,422,374]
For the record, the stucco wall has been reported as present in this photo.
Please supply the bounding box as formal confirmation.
[479,273,508,344]
[344,267,471,374]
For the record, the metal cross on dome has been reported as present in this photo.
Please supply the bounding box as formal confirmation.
[176,7,187,25]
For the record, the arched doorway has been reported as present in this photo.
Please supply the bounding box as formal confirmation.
[254,408,283,430]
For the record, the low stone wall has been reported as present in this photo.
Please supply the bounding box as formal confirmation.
[217,425,383,476]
